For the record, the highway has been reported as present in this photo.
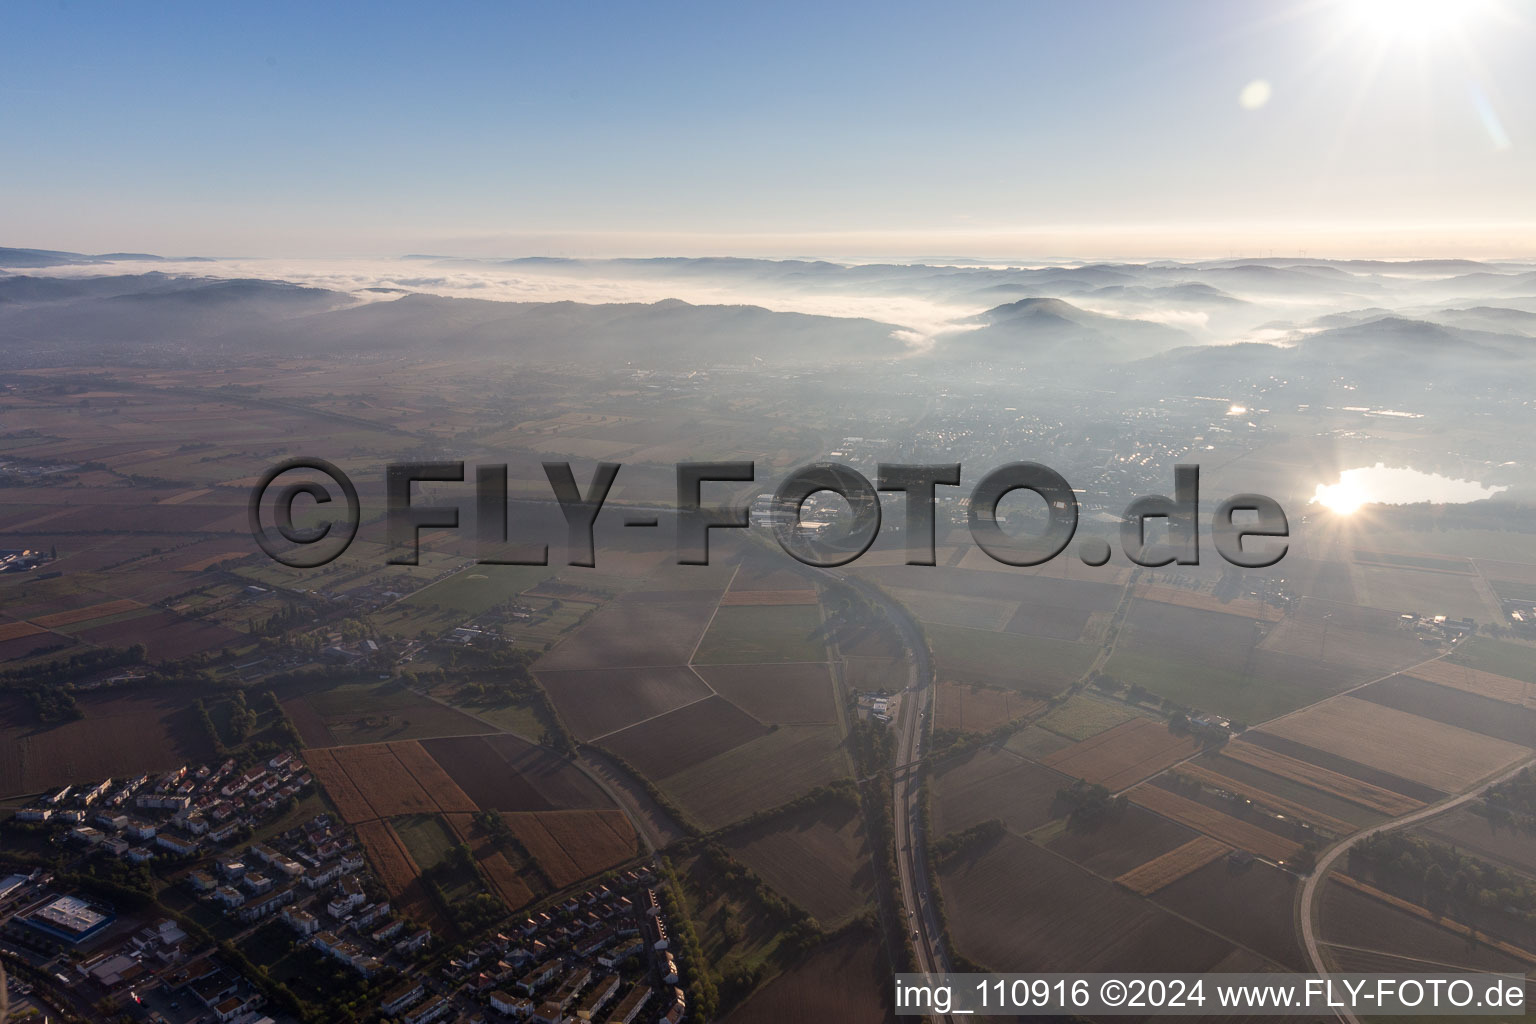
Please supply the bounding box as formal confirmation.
[835,571,954,1021]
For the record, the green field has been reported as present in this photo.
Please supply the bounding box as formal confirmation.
[924,623,1095,696]
[1101,650,1314,724]
[393,812,460,870]
[403,564,556,616]
[692,605,827,664]
[1447,636,1536,684]
[1035,694,1144,740]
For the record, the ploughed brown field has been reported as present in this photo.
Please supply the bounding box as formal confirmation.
[694,662,838,725]
[1321,881,1535,976]
[934,681,1046,734]
[932,748,1071,836]
[599,695,770,778]
[1153,859,1305,970]
[1220,739,1423,815]
[421,733,613,812]
[1043,803,1198,878]
[1115,836,1231,895]
[724,798,875,926]
[534,665,711,740]
[535,588,723,670]
[0,688,218,798]
[1041,718,1201,791]
[1129,784,1301,862]
[939,831,1239,973]
[723,930,892,1024]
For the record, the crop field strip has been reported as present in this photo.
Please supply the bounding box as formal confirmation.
[1255,695,1531,794]
[443,812,537,911]
[1131,582,1285,622]
[1040,718,1202,791]
[0,620,47,642]
[1220,739,1425,815]
[1405,659,1536,709]
[29,597,144,628]
[1173,762,1359,835]
[1128,784,1301,862]
[303,740,479,822]
[1115,836,1231,895]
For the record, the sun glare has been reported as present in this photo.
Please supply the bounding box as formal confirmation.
[1345,0,1479,40]
[1313,479,1368,515]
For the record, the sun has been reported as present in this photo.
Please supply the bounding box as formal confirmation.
[1313,479,1369,515]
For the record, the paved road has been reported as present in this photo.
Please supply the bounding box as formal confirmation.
[1297,753,1536,1024]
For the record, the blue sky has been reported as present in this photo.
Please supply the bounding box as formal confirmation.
[4,0,1534,257]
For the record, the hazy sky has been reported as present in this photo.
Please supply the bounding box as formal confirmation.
[5,0,1534,258]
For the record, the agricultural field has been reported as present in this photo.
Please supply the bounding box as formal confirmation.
[1042,802,1200,878]
[1219,739,1424,815]
[939,831,1238,972]
[1355,674,1536,747]
[1404,659,1536,709]
[1104,598,1411,723]
[931,748,1070,836]
[392,812,461,870]
[422,733,612,812]
[1417,804,1536,876]
[1153,860,1304,969]
[0,688,217,798]
[303,740,477,822]
[692,604,827,664]
[400,563,556,617]
[717,588,818,606]
[1255,696,1530,794]
[1040,718,1202,791]
[723,929,892,1024]
[924,623,1095,695]
[884,586,1020,631]
[724,798,875,926]
[1447,636,1536,685]
[500,809,638,889]
[283,678,495,746]
[695,662,838,725]
[1002,724,1075,760]
[1128,784,1301,863]
[535,588,724,670]
[599,695,771,778]
[1115,836,1230,895]
[1035,693,1144,741]
[1132,582,1284,621]
[353,819,442,931]
[1320,877,1536,974]
[1173,762,1359,836]
[934,681,1045,734]
[660,724,851,830]
[442,812,538,910]
[535,665,712,740]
